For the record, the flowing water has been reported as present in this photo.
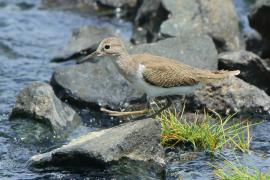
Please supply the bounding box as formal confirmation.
[0,0,270,179]
[0,0,132,179]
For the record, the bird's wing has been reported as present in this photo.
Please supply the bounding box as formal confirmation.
[141,62,199,88]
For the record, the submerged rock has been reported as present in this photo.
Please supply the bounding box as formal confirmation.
[160,0,241,52]
[51,26,118,62]
[51,35,217,110]
[186,77,270,115]
[10,82,81,133]
[28,118,164,174]
[218,50,270,95]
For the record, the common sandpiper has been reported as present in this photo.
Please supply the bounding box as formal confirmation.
[79,37,240,116]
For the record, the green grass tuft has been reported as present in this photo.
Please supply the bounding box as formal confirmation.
[214,160,270,180]
[157,106,254,152]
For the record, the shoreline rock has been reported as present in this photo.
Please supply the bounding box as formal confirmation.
[186,77,270,115]
[160,0,241,52]
[10,82,81,134]
[28,118,164,176]
[218,50,270,95]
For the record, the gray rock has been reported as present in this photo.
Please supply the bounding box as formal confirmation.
[51,35,217,110]
[42,0,137,10]
[160,0,241,52]
[51,59,144,110]
[97,0,138,8]
[28,118,164,173]
[186,77,270,115]
[51,26,118,62]
[10,82,81,133]
[249,0,270,58]
[131,35,218,70]
[218,50,270,95]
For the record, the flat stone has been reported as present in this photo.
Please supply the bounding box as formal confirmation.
[10,82,81,133]
[28,118,164,172]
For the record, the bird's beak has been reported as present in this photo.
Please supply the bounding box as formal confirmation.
[78,51,101,64]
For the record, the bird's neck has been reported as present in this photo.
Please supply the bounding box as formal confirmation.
[113,51,137,79]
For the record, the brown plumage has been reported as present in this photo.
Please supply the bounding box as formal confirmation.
[132,54,240,88]
[79,37,240,117]
[80,37,240,96]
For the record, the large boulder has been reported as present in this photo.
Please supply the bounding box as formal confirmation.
[249,0,270,58]
[10,82,81,133]
[186,77,270,115]
[160,0,241,52]
[218,50,270,95]
[51,26,118,62]
[51,35,217,110]
[51,59,144,110]
[28,118,164,177]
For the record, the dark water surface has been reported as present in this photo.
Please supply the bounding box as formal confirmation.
[0,0,270,179]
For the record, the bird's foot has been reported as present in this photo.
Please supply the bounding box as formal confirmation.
[100,107,149,117]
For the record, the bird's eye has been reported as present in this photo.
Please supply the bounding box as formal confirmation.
[104,45,111,50]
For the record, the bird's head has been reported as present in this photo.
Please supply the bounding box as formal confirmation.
[79,37,127,63]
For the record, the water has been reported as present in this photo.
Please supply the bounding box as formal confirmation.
[0,0,270,179]
[0,0,132,179]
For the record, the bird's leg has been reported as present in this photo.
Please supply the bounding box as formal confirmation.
[146,96,172,118]
[100,107,149,117]
[100,97,172,117]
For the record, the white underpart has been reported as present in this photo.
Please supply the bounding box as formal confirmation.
[132,64,202,99]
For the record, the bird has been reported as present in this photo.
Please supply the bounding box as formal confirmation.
[79,37,240,116]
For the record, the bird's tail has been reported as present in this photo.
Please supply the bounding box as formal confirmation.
[197,69,240,83]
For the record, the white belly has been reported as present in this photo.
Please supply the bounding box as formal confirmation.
[132,77,202,99]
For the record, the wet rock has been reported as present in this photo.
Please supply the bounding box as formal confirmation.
[51,26,117,62]
[160,0,241,52]
[51,59,144,110]
[186,77,270,115]
[97,0,138,8]
[249,0,270,58]
[51,35,217,110]
[28,118,164,173]
[42,0,137,11]
[10,82,81,133]
[218,50,270,95]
